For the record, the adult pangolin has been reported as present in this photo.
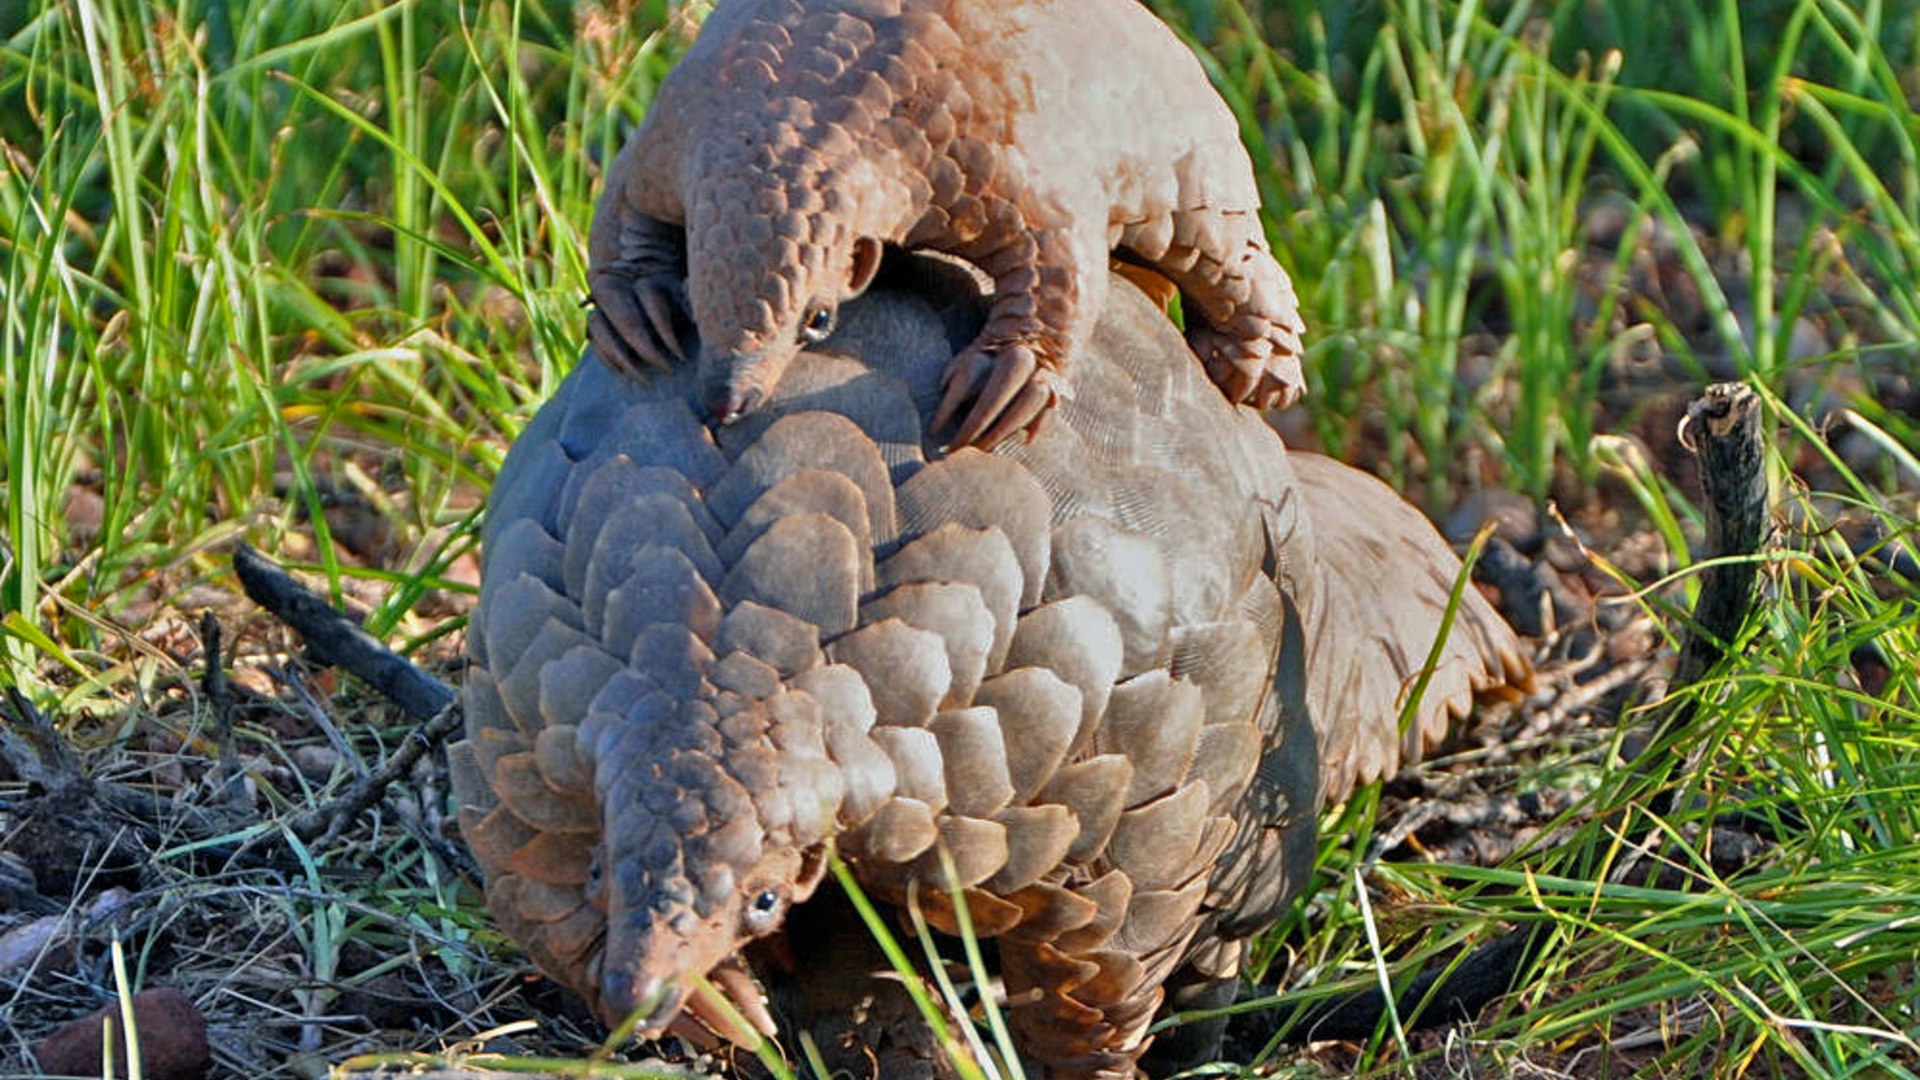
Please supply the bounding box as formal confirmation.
[587,0,1306,448]
[452,257,1531,1077]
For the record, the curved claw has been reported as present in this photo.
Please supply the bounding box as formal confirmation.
[938,343,1052,449]
[1249,370,1301,411]
[933,347,996,436]
[588,272,688,376]
[1231,371,1262,403]
[588,308,649,377]
[972,373,1057,448]
[637,281,688,363]
[711,959,779,1037]
[1242,344,1305,410]
[1203,351,1260,405]
[667,1010,724,1051]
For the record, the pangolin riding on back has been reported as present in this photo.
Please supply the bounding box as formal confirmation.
[587,0,1308,447]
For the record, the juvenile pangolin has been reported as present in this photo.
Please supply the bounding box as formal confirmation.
[588,0,1306,448]
[452,258,1530,1078]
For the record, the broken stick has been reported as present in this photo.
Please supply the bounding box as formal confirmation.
[232,543,454,721]
[229,543,462,844]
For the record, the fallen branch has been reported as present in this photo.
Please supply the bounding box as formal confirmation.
[200,611,254,828]
[229,544,464,846]
[1611,383,1768,851]
[232,543,455,722]
[1667,383,1770,711]
[289,700,466,845]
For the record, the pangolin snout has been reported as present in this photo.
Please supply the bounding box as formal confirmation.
[709,384,764,425]
[699,343,793,426]
[602,968,685,1031]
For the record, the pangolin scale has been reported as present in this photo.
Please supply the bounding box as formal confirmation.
[452,259,1530,1078]
[587,0,1307,448]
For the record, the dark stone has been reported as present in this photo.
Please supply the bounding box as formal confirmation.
[35,988,210,1080]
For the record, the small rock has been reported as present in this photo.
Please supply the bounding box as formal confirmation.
[228,663,278,698]
[62,485,105,546]
[1444,488,1539,547]
[1787,315,1830,365]
[1474,538,1587,639]
[0,915,63,978]
[0,887,134,979]
[35,988,210,1080]
[291,744,342,785]
[1605,619,1660,665]
[87,886,136,924]
[1579,193,1635,248]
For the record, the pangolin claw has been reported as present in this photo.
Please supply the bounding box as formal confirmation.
[589,272,689,377]
[935,341,1056,449]
[638,280,690,362]
[655,960,777,1050]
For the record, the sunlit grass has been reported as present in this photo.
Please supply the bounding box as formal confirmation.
[1,0,685,684]
[1163,0,1918,504]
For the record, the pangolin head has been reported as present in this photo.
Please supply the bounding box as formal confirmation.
[591,692,846,1041]
[686,186,886,425]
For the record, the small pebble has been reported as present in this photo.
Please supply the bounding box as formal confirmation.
[1443,488,1538,547]
[0,887,134,978]
[291,744,342,785]
[0,916,61,978]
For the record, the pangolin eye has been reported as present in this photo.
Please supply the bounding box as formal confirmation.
[799,305,835,344]
[743,888,784,934]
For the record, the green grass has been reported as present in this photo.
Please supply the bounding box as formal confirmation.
[3,0,1918,1076]
[1278,471,1920,1076]
[1,0,680,683]
[1170,0,1919,504]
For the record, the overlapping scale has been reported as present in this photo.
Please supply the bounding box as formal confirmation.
[453,268,1532,1079]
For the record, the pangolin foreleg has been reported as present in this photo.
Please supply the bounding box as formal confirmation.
[588,210,693,378]
[933,221,1081,448]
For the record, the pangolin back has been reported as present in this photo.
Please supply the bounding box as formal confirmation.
[454,259,1528,1076]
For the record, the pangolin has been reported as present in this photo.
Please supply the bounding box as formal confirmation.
[452,257,1530,1078]
[587,0,1306,448]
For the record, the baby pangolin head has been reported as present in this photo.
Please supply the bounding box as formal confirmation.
[685,181,886,425]
[589,693,848,1042]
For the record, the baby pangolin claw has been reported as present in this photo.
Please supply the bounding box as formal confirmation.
[935,342,1062,449]
[588,271,690,377]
